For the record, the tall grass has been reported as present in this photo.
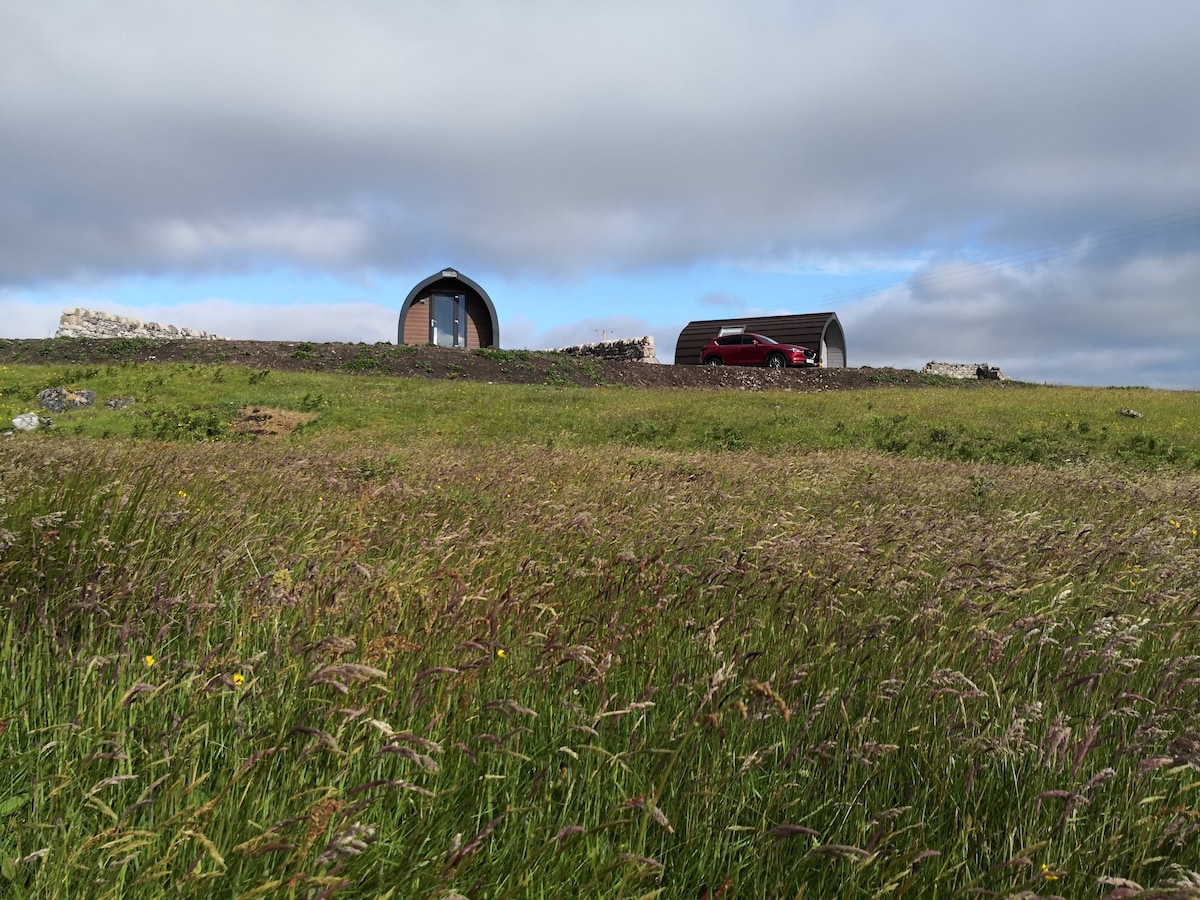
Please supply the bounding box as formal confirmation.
[3,368,1200,897]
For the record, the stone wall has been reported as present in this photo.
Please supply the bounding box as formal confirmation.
[554,336,658,363]
[921,361,1007,380]
[56,308,226,340]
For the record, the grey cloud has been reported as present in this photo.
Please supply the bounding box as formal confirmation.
[842,249,1200,388]
[5,1,1200,282]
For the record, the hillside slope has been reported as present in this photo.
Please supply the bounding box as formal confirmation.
[0,338,1004,392]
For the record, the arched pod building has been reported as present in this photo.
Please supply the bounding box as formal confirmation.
[397,269,500,349]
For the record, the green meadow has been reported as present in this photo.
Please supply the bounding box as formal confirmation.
[3,361,1200,898]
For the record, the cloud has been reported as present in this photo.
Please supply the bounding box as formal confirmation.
[0,297,62,339]
[4,1,1200,284]
[842,248,1200,387]
[150,216,368,268]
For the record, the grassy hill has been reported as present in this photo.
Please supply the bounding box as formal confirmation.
[3,359,1200,898]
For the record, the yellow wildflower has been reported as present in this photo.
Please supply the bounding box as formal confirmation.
[144,654,156,667]
[232,672,245,687]
[496,649,507,659]
[1041,863,1059,881]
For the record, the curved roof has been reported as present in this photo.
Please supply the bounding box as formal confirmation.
[674,312,845,366]
[397,268,500,346]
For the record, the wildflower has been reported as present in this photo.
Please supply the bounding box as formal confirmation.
[232,672,245,687]
[144,654,156,668]
[496,649,507,659]
[1041,863,1059,881]
[177,490,187,499]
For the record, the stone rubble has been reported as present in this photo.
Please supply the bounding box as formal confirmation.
[921,361,1008,380]
[56,308,226,340]
[554,336,658,363]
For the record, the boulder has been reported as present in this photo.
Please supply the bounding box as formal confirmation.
[12,413,41,431]
[38,387,96,413]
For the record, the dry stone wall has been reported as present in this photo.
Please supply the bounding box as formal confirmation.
[554,336,658,363]
[922,361,1007,380]
[56,308,226,340]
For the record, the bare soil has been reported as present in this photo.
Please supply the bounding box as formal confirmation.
[228,406,319,438]
[0,338,1004,393]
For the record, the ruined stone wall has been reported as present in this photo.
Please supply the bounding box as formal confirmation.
[922,361,1007,380]
[554,336,658,363]
[56,308,226,340]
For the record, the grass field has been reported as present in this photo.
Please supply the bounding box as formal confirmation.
[3,363,1200,898]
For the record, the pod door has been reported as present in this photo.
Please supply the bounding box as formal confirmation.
[431,292,467,348]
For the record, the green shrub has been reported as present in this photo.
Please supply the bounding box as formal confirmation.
[137,406,229,441]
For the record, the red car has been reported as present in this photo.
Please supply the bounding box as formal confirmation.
[700,333,818,369]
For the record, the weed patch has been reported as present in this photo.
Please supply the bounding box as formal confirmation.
[134,405,229,440]
[620,418,680,447]
[474,347,531,363]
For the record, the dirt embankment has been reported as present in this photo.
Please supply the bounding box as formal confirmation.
[0,338,1001,392]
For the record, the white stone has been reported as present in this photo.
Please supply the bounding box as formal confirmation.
[13,413,40,431]
[54,308,226,340]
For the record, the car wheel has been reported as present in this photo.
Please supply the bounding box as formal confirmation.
[766,353,786,369]
[704,356,724,366]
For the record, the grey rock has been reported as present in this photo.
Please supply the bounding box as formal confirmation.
[55,307,226,340]
[38,387,96,413]
[13,413,41,431]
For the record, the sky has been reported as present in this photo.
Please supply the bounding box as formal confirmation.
[3,1,1200,388]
